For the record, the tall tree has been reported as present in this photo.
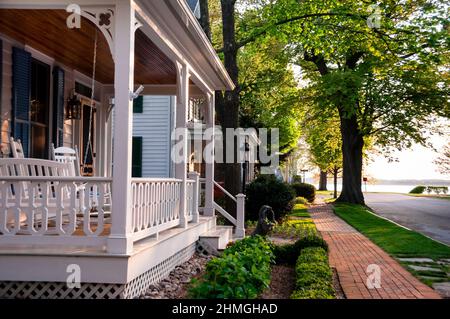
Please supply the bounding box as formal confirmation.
[434,142,450,176]
[201,0,449,205]
[200,0,303,200]
[260,0,449,204]
[304,108,343,198]
[239,37,303,154]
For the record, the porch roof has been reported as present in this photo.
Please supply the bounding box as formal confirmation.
[0,0,235,91]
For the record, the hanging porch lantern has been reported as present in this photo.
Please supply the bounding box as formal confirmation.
[66,93,82,120]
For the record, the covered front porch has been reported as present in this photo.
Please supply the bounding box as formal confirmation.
[0,0,242,299]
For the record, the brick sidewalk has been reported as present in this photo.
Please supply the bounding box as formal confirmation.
[309,204,441,299]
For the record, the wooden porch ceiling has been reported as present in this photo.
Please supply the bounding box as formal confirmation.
[0,9,177,85]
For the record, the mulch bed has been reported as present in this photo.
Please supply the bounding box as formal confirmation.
[260,264,296,299]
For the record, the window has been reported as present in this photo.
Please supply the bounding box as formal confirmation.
[29,58,50,158]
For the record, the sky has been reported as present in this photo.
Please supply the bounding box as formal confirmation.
[365,134,449,181]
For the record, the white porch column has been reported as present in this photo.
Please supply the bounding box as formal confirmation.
[175,62,190,228]
[107,0,135,254]
[204,92,215,217]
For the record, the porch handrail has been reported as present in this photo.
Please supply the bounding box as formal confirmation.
[213,202,237,226]
[213,181,236,203]
[203,180,245,239]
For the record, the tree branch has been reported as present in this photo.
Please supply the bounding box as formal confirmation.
[216,12,367,53]
[304,51,329,75]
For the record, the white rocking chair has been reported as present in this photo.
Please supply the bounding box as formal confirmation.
[50,144,111,213]
[50,144,81,177]
[10,137,25,159]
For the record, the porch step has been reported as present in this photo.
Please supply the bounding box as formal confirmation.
[199,226,233,251]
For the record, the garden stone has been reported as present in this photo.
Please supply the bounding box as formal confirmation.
[252,205,276,236]
[432,282,450,298]
[408,265,443,272]
[141,253,212,299]
[398,258,434,263]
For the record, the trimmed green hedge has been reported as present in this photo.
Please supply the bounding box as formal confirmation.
[409,185,426,194]
[188,236,274,299]
[291,183,316,202]
[290,247,335,299]
[273,235,328,265]
[295,196,309,205]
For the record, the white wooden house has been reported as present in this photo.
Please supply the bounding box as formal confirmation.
[0,0,245,299]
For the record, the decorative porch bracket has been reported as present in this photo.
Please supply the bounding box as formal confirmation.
[76,5,142,62]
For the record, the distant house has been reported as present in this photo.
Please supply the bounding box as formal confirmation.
[128,95,175,178]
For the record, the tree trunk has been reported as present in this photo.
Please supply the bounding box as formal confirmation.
[333,168,338,199]
[318,170,327,190]
[219,0,241,212]
[336,114,365,204]
[199,0,211,40]
[198,0,241,214]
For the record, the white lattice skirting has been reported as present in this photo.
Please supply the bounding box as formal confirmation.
[0,243,196,299]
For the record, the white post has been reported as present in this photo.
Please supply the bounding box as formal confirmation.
[204,92,215,216]
[188,171,200,223]
[107,0,135,254]
[235,193,246,238]
[175,62,189,228]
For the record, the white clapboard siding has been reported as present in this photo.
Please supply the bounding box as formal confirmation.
[133,96,173,177]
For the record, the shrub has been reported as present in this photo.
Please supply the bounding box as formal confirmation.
[426,186,448,195]
[188,236,274,299]
[290,247,335,299]
[295,197,309,205]
[271,219,317,239]
[246,175,296,221]
[409,185,426,194]
[291,183,316,202]
[292,175,303,183]
[273,235,328,265]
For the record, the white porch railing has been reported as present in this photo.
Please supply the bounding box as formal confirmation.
[0,176,112,247]
[200,178,245,238]
[130,178,181,242]
[130,177,199,242]
[0,158,202,250]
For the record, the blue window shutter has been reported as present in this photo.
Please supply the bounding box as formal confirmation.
[132,136,143,177]
[133,95,143,113]
[52,66,65,147]
[12,47,31,157]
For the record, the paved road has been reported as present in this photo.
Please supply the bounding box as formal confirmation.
[364,193,450,245]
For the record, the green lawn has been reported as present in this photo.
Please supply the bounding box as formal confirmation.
[271,204,317,238]
[289,203,310,218]
[333,203,450,260]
